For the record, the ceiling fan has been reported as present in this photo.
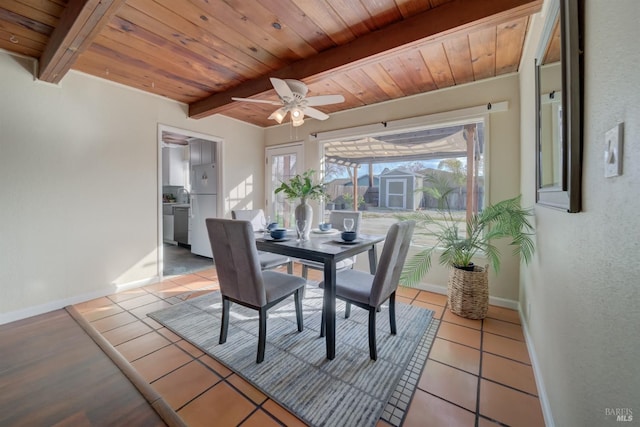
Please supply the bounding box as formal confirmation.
[232,78,345,126]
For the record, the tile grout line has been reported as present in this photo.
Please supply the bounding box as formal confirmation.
[401,296,482,424]
[475,316,485,427]
[81,278,534,427]
[135,286,291,424]
[97,287,280,425]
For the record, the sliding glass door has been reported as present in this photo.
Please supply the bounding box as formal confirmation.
[265,142,304,228]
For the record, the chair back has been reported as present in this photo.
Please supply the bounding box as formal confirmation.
[206,218,267,307]
[329,211,362,233]
[231,209,265,232]
[369,221,415,307]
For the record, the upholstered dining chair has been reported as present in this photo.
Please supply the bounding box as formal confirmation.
[320,220,415,360]
[300,211,363,279]
[231,209,293,274]
[206,218,306,363]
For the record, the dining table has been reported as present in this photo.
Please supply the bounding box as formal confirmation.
[255,229,385,360]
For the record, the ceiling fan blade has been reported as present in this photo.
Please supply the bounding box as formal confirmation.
[270,77,295,102]
[231,97,281,105]
[303,107,329,121]
[305,94,345,106]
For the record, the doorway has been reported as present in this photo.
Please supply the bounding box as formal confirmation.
[265,142,304,228]
[157,124,222,277]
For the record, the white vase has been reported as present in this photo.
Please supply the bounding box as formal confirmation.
[294,197,312,240]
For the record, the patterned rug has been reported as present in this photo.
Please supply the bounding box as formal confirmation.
[148,284,435,427]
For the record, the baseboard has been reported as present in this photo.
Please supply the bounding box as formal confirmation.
[488,294,519,310]
[412,283,519,310]
[0,275,160,325]
[115,276,161,292]
[518,304,555,427]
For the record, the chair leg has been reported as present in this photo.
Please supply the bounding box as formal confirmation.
[295,288,304,332]
[320,304,325,338]
[389,292,397,335]
[219,297,230,344]
[287,261,293,275]
[257,307,267,363]
[345,302,351,319]
[368,307,377,361]
[302,264,309,279]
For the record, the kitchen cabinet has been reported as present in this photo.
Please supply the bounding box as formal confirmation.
[189,140,215,166]
[162,146,188,186]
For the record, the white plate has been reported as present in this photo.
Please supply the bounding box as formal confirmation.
[312,228,340,235]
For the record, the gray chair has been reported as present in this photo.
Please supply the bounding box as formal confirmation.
[231,209,293,274]
[320,220,415,360]
[300,211,362,279]
[206,218,306,363]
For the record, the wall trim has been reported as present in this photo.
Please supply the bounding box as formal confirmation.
[0,276,159,326]
[519,303,556,427]
[414,283,519,310]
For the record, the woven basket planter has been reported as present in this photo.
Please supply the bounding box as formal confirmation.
[447,265,489,319]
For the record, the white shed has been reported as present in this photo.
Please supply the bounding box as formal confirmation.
[379,168,424,210]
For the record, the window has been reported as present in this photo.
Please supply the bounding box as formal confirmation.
[320,119,486,246]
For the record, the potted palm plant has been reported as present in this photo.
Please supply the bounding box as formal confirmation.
[397,195,535,319]
[274,169,327,239]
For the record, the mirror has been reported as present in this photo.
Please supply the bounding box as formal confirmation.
[535,0,583,212]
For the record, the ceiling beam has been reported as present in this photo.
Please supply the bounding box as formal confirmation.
[38,0,126,83]
[189,0,541,119]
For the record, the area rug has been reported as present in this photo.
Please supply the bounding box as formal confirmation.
[148,284,435,427]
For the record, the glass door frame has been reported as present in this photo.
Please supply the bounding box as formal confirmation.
[265,141,304,228]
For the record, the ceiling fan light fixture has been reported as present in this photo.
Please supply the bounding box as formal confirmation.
[269,108,287,124]
[290,107,303,119]
[291,107,305,126]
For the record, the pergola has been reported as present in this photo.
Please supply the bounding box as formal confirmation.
[323,124,483,219]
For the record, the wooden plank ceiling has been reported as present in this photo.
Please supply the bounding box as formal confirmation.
[1,0,543,127]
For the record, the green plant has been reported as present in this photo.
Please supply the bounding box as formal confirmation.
[341,193,364,206]
[274,169,327,201]
[418,171,456,210]
[342,192,353,205]
[397,195,535,287]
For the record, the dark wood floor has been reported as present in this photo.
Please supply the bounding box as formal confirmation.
[0,309,167,426]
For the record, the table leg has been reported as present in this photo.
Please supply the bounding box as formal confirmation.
[368,244,378,274]
[323,260,337,360]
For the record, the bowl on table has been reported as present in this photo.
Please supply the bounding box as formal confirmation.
[270,228,287,239]
[267,222,279,231]
[341,231,357,242]
[318,223,332,231]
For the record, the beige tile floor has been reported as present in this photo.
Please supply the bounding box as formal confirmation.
[74,265,545,427]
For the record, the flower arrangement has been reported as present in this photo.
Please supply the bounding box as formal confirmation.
[274,169,327,202]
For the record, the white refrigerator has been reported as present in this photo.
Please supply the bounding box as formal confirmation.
[190,163,217,258]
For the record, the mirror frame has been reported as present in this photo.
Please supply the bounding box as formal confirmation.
[535,0,584,212]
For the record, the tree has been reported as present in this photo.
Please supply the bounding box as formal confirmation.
[438,159,466,210]
[405,161,429,173]
[324,162,348,181]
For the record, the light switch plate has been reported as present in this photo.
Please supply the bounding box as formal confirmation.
[604,123,623,178]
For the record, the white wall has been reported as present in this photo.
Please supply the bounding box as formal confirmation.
[519,1,640,425]
[0,52,264,323]
[265,74,523,303]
